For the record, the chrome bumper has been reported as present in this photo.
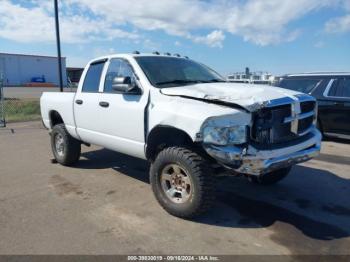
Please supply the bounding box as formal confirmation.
[204,128,322,175]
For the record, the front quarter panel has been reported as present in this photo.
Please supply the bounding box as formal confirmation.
[148,90,251,141]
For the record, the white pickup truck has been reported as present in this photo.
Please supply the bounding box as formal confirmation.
[41,53,321,218]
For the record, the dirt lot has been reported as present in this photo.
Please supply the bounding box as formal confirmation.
[0,121,349,255]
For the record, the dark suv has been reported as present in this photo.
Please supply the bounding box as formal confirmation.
[277,73,350,140]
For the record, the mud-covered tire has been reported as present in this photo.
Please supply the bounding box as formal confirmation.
[150,147,215,218]
[248,167,292,185]
[51,124,81,166]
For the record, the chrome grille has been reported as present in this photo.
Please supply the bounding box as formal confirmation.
[252,97,316,145]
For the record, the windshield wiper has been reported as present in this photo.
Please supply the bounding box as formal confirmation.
[201,79,226,83]
[156,79,226,87]
[155,79,203,86]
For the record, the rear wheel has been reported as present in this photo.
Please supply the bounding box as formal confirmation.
[248,167,292,185]
[150,147,215,218]
[51,124,81,166]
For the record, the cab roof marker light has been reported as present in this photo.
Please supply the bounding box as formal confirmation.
[133,51,140,54]
[164,52,171,56]
[184,56,189,59]
[153,51,160,55]
[174,53,181,57]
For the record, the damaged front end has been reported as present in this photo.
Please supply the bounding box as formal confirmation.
[204,128,321,175]
[201,94,322,175]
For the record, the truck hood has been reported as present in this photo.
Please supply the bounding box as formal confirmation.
[160,82,302,112]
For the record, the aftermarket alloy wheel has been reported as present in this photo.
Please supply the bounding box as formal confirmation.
[51,124,81,166]
[54,133,65,157]
[150,147,215,218]
[160,163,193,204]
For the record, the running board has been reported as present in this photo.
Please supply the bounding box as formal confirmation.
[324,132,350,140]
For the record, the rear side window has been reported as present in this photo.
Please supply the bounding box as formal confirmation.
[327,79,341,96]
[340,78,350,98]
[327,78,350,97]
[82,62,105,92]
[279,78,321,94]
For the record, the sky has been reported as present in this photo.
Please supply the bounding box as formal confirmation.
[0,0,349,76]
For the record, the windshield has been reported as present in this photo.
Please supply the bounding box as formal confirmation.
[278,78,322,93]
[135,56,225,88]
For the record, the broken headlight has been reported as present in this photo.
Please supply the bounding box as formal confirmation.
[202,125,247,146]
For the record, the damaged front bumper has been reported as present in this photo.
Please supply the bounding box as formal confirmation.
[203,128,322,175]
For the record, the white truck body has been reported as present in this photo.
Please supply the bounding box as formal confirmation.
[41,53,321,175]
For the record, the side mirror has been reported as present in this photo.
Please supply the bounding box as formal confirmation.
[112,76,141,94]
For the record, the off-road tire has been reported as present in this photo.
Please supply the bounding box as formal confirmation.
[51,124,81,166]
[248,167,292,185]
[150,147,215,218]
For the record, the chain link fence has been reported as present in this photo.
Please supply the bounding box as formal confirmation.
[0,83,78,125]
[0,72,5,127]
[1,85,42,124]
[4,97,41,123]
[1,84,77,124]
[0,72,46,124]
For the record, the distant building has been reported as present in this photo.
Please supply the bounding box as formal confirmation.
[67,67,84,84]
[227,67,277,85]
[0,52,67,87]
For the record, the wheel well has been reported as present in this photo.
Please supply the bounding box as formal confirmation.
[146,126,195,161]
[49,110,64,128]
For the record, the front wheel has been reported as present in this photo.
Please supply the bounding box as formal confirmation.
[248,167,292,185]
[51,124,81,166]
[150,147,215,218]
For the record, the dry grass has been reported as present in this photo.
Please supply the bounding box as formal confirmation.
[4,99,41,122]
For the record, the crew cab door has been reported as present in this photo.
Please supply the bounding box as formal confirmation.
[319,77,350,136]
[96,58,149,158]
[74,59,107,145]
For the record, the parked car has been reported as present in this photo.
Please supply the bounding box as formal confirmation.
[277,73,350,140]
[40,53,321,218]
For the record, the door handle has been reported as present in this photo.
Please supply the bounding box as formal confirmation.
[99,101,109,108]
[75,99,83,105]
[333,101,344,106]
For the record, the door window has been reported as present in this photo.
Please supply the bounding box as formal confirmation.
[327,79,343,97]
[104,59,121,93]
[278,78,321,93]
[119,60,134,79]
[82,61,105,92]
[328,78,350,98]
[104,59,136,93]
[340,78,350,98]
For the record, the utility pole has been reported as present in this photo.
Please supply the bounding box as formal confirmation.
[54,0,63,92]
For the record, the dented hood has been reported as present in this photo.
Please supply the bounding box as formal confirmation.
[160,82,301,112]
